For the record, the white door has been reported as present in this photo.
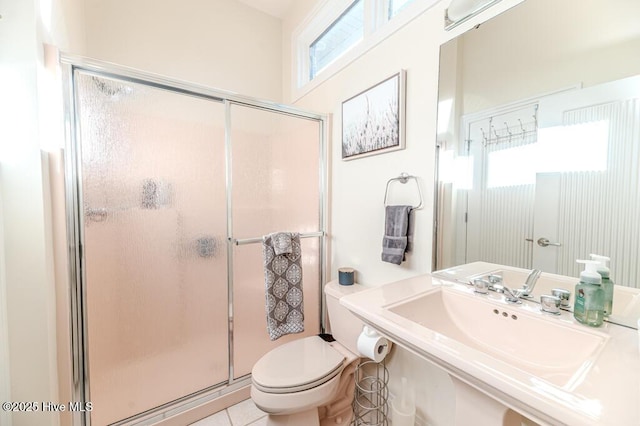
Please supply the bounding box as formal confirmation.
[464,105,538,269]
[531,172,561,271]
[532,75,640,278]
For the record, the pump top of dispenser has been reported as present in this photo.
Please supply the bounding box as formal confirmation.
[590,254,610,278]
[577,259,602,284]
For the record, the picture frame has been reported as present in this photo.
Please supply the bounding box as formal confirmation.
[341,70,406,160]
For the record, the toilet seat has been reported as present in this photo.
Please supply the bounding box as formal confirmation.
[252,336,345,394]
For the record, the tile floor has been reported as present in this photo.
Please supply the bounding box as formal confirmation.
[189,398,268,426]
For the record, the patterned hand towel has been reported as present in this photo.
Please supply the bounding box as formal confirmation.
[271,232,293,255]
[381,205,413,265]
[262,232,304,340]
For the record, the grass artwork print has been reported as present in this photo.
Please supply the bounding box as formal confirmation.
[342,71,406,160]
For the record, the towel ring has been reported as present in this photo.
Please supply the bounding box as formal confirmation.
[383,172,423,210]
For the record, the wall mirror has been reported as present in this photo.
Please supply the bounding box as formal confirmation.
[434,0,640,328]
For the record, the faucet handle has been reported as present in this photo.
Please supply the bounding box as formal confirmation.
[551,288,571,307]
[492,284,522,303]
[492,283,505,293]
[487,274,503,284]
[540,295,561,315]
[472,278,490,294]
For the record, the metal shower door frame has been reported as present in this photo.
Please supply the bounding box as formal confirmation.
[60,54,328,426]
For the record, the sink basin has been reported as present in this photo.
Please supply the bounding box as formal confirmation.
[386,286,608,388]
[339,271,638,426]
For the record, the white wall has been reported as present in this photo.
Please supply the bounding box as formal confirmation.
[283,3,442,287]
[0,0,85,425]
[282,2,446,423]
[83,0,284,102]
[281,0,524,285]
[0,0,63,424]
[280,1,525,424]
[0,171,11,426]
[40,0,87,55]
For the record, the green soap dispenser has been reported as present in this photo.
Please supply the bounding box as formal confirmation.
[573,259,605,327]
[590,254,614,316]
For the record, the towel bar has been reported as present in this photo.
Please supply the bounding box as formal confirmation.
[232,231,325,246]
[383,172,423,209]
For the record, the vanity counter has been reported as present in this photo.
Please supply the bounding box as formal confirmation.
[340,273,640,426]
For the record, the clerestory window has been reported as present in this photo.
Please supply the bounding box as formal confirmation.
[309,0,365,80]
[388,0,416,18]
[293,0,438,99]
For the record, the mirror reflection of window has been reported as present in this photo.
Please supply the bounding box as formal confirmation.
[487,144,537,188]
[537,121,608,174]
[487,120,609,188]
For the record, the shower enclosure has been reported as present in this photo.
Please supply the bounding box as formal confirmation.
[62,57,327,425]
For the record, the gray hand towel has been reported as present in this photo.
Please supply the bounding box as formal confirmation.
[381,205,412,265]
[262,232,304,340]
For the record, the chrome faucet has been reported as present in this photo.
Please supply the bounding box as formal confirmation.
[520,269,542,297]
[471,269,542,304]
[492,284,523,304]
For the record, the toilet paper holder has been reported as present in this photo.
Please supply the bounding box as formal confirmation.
[353,359,389,425]
[353,326,390,425]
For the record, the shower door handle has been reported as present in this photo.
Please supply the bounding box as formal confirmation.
[86,207,108,223]
[196,236,217,258]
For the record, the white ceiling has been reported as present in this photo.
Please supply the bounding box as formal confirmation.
[235,0,296,18]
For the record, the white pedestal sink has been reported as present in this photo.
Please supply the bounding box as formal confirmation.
[451,377,522,426]
[338,272,639,426]
[385,285,608,425]
[387,286,607,388]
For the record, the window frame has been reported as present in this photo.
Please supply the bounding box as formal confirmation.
[292,0,440,101]
[309,0,366,81]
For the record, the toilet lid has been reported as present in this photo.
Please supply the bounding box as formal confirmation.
[252,336,345,393]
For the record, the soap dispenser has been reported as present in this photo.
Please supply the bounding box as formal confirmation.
[590,254,614,316]
[574,260,605,327]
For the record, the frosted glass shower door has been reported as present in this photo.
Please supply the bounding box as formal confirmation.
[75,72,228,425]
[229,104,322,378]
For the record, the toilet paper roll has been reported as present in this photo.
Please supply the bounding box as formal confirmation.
[357,326,390,362]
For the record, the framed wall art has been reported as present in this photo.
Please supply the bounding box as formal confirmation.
[342,70,406,160]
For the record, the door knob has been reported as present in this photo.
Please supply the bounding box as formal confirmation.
[537,237,561,247]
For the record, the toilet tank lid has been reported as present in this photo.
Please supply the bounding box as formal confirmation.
[324,280,364,298]
[252,336,344,389]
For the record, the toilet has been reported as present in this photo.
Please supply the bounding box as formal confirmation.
[250,281,365,426]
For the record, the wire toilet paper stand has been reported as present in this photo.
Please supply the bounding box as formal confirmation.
[352,359,389,425]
